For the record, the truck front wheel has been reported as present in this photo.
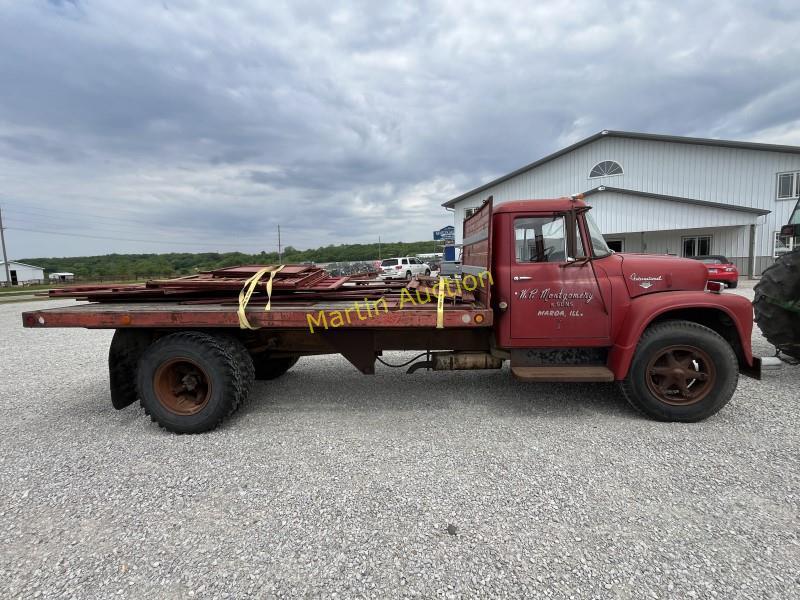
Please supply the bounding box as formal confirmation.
[137,331,244,434]
[620,320,738,422]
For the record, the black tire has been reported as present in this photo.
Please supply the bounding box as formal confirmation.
[109,329,152,410]
[753,251,800,359]
[727,280,738,289]
[253,354,299,380]
[137,331,242,434]
[215,334,255,401]
[405,270,413,279]
[424,269,431,276]
[620,320,738,422]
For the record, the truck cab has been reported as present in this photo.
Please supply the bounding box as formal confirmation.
[463,195,757,422]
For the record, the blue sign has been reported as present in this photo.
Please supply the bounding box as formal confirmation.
[433,225,455,242]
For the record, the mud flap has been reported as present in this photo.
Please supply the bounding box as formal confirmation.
[109,329,154,409]
[740,356,783,380]
[318,330,376,374]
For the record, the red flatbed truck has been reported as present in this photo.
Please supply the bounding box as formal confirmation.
[22,197,765,433]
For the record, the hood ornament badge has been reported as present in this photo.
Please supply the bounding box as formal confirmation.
[629,273,662,289]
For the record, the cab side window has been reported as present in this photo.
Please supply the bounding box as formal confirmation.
[515,217,567,263]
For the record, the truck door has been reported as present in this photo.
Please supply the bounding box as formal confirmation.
[509,214,610,342]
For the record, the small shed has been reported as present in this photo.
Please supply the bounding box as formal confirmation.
[0,261,46,286]
[49,272,75,283]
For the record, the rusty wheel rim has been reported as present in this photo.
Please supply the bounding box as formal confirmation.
[153,357,212,415]
[645,345,716,406]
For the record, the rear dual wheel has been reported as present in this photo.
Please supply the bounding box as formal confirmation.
[137,331,253,434]
[621,320,738,422]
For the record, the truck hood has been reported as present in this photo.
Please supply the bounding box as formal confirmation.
[619,253,708,298]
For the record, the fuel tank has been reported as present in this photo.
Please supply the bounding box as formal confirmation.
[619,253,708,298]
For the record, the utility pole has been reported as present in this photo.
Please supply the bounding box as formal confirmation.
[0,206,10,286]
[277,225,282,263]
[378,236,381,260]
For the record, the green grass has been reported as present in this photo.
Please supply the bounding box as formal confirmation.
[0,295,54,304]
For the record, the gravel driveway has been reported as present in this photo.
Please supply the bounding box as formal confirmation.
[1,290,798,599]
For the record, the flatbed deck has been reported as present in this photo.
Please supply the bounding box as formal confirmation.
[22,300,494,330]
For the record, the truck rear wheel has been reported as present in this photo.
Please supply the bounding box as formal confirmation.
[137,331,243,434]
[216,334,255,401]
[252,354,299,380]
[620,320,738,422]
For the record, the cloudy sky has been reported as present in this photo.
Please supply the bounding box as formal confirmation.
[1,0,799,258]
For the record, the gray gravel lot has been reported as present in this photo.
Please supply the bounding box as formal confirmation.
[1,288,798,599]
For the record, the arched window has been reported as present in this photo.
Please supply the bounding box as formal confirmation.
[589,160,623,178]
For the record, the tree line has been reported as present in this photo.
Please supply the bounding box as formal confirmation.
[20,240,441,280]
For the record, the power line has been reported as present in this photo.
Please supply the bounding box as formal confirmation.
[4,226,280,248]
[0,198,162,221]
[3,206,164,228]
[3,216,276,242]
[4,216,316,249]
[1,203,307,232]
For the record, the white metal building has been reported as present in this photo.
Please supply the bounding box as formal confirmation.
[0,261,45,286]
[443,130,800,276]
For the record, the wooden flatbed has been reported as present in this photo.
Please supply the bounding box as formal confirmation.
[22,300,494,330]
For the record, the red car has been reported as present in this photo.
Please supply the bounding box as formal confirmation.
[692,255,739,288]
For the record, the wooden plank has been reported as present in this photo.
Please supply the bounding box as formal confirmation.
[22,302,493,330]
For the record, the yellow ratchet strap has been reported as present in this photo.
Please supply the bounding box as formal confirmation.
[436,277,446,329]
[237,265,285,330]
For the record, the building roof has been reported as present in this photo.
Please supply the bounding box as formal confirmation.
[582,186,771,216]
[443,130,800,207]
[1,261,44,270]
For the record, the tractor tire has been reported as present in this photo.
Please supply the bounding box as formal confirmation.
[252,354,299,380]
[620,320,739,422]
[109,329,153,410]
[137,331,242,434]
[754,251,800,359]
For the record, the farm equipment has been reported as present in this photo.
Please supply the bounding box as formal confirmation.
[23,196,769,433]
[753,199,800,359]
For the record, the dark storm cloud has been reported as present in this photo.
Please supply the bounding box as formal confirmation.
[0,1,799,256]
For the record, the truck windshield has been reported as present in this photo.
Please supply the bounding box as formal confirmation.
[584,212,612,257]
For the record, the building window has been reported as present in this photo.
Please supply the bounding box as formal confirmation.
[682,235,712,257]
[605,239,624,252]
[589,160,623,178]
[774,230,797,257]
[777,171,800,200]
[464,207,479,219]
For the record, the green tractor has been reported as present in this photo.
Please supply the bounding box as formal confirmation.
[754,199,800,359]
